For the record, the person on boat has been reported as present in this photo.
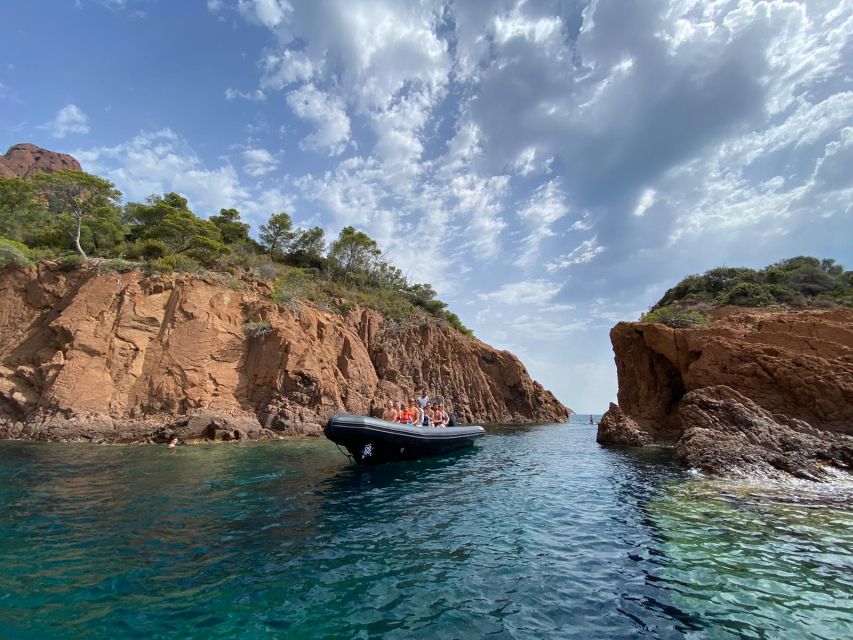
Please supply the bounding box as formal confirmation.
[407,398,424,427]
[432,403,448,428]
[421,402,434,427]
[443,402,457,427]
[417,389,430,408]
[396,401,415,425]
[393,401,405,423]
[382,400,398,422]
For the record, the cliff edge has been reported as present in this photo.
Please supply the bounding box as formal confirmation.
[0,262,567,442]
[598,308,853,480]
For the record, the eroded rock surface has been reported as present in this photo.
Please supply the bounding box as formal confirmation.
[0,263,567,442]
[595,403,652,446]
[0,143,82,178]
[677,386,853,481]
[598,309,853,480]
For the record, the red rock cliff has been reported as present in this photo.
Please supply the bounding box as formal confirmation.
[0,263,567,442]
[0,143,82,178]
[599,309,853,480]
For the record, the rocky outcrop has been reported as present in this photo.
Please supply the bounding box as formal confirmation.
[0,143,82,178]
[0,263,567,442]
[595,403,651,446]
[599,309,853,480]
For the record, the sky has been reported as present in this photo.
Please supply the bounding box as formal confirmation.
[1,0,852,412]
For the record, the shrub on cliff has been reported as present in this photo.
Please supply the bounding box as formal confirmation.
[651,256,852,313]
[124,239,168,260]
[243,321,272,338]
[0,236,33,268]
[271,269,312,309]
[147,255,203,274]
[640,305,710,328]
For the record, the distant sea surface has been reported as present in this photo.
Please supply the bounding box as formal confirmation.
[1,423,852,639]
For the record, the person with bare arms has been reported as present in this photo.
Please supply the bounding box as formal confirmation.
[382,400,398,422]
[432,403,448,428]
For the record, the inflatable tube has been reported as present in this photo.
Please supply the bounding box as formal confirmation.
[324,413,485,464]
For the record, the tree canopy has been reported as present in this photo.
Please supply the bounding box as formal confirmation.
[0,174,473,334]
[31,170,123,258]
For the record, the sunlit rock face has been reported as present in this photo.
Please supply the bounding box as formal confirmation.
[0,143,82,179]
[599,308,853,480]
[0,263,567,442]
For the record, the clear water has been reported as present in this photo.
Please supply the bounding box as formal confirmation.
[1,424,851,639]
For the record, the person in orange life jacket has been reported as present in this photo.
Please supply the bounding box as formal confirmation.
[392,401,405,423]
[395,400,414,425]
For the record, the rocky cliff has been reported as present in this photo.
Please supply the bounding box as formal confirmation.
[0,143,82,178]
[598,308,853,480]
[0,262,567,442]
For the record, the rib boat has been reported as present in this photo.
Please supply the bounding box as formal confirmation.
[324,413,486,464]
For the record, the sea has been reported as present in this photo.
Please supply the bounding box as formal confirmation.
[1,418,851,639]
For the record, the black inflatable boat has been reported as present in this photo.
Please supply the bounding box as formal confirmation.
[324,413,485,464]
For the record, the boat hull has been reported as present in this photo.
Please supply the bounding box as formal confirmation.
[324,413,485,464]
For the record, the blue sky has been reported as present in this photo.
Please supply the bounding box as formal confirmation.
[2,0,852,412]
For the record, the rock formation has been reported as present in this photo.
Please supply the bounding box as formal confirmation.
[0,262,567,442]
[0,143,82,178]
[598,308,853,480]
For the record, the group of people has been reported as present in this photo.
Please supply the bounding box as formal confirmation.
[382,390,455,428]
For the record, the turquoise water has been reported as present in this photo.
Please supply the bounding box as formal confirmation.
[1,424,851,639]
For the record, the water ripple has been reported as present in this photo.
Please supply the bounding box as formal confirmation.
[0,427,851,639]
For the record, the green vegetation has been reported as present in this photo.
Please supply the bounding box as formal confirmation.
[243,321,273,338]
[0,170,473,335]
[640,306,710,328]
[642,257,852,327]
[0,236,33,268]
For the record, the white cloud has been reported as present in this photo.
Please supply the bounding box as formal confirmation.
[515,178,569,266]
[547,237,605,272]
[74,129,247,216]
[43,104,90,138]
[286,84,351,156]
[478,279,561,305]
[512,146,553,177]
[261,50,314,90]
[242,147,278,177]
[238,0,291,28]
[633,188,656,217]
[225,88,266,102]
